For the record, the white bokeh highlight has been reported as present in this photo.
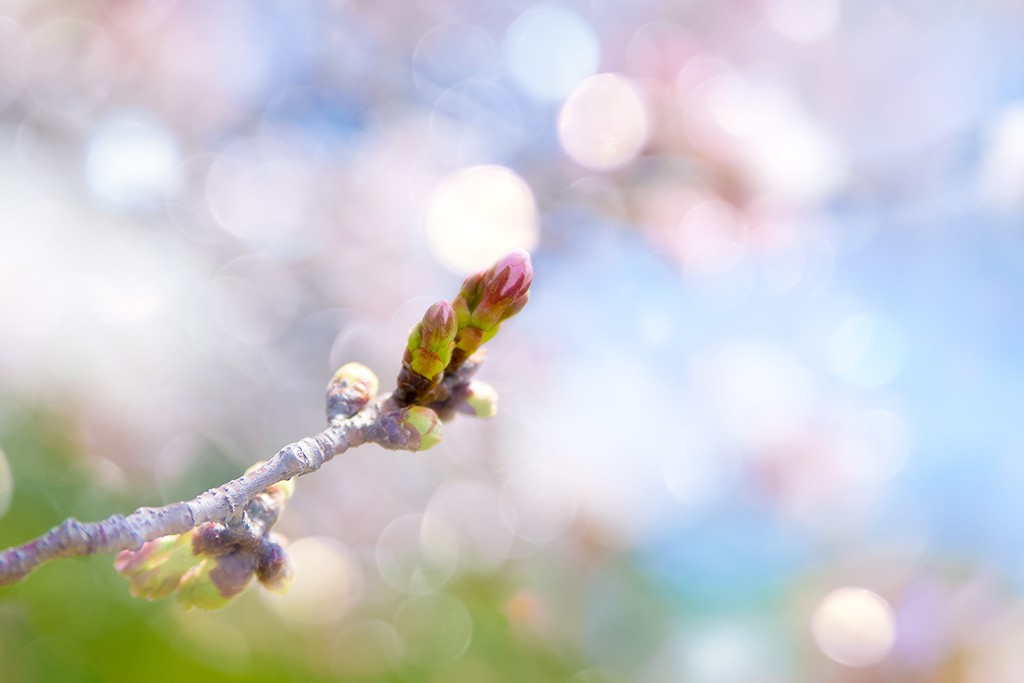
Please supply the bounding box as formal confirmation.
[812,587,896,667]
[503,5,599,102]
[558,73,649,170]
[424,165,539,274]
[85,112,181,209]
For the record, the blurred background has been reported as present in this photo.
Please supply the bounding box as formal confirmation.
[1,0,1023,680]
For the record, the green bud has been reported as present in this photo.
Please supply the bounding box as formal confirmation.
[394,301,458,404]
[455,381,498,418]
[407,302,458,380]
[178,550,256,610]
[326,362,379,421]
[452,271,485,330]
[114,531,200,601]
[407,301,458,372]
[371,406,443,451]
[403,406,443,450]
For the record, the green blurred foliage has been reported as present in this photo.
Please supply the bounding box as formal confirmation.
[0,411,634,682]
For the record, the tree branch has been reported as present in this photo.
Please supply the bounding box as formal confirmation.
[0,248,532,596]
[0,406,374,587]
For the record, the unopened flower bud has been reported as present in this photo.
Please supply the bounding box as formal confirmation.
[114,531,200,601]
[453,381,498,418]
[472,249,533,329]
[256,537,295,595]
[371,406,443,451]
[394,301,459,404]
[450,250,533,365]
[406,300,458,380]
[178,550,256,610]
[326,362,379,421]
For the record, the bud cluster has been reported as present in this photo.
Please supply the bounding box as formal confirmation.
[116,251,533,609]
[114,469,297,610]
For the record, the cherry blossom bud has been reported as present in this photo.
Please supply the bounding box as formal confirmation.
[451,250,533,363]
[178,550,256,610]
[453,381,498,418]
[326,362,379,421]
[405,300,458,380]
[370,406,443,451]
[114,532,199,601]
[255,536,295,594]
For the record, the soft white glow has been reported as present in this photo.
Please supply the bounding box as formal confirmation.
[681,625,774,682]
[500,465,576,543]
[764,0,841,43]
[682,76,846,203]
[978,101,1024,207]
[503,5,599,102]
[85,112,181,209]
[263,537,361,624]
[558,73,649,170]
[812,587,896,667]
[741,107,847,204]
[837,409,911,482]
[424,165,538,274]
[828,314,907,387]
[86,230,190,326]
[691,342,816,448]
[207,154,329,260]
[663,424,725,507]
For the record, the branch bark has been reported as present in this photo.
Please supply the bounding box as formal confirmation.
[0,408,374,587]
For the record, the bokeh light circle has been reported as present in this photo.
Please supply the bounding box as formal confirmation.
[375,512,460,594]
[262,537,362,625]
[424,165,538,274]
[812,587,896,667]
[393,592,473,669]
[503,5,599,102]
[558,73,649,170]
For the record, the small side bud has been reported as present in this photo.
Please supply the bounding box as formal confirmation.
[370,406,443,451]
[403,406,443,450]
[326,362,379,421]
[178,550,257,611]
[454,381,498,418]
[256,537,295,595]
